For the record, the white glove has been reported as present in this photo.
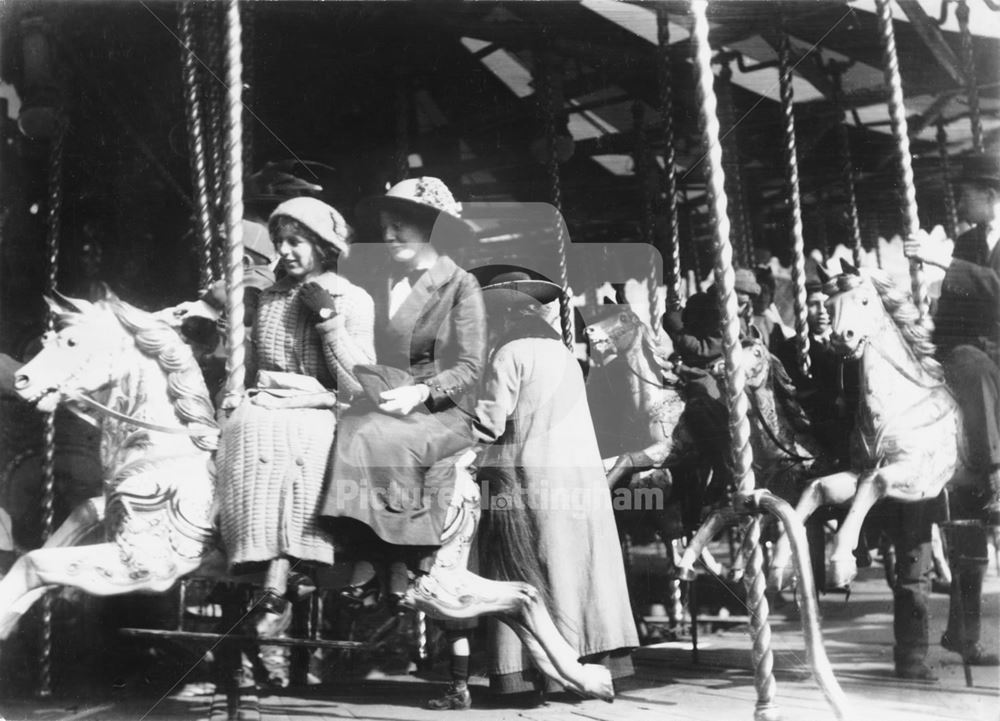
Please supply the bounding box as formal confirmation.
[378,384,431,415]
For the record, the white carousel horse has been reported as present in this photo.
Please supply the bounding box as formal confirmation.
[770,264,973,589]
[3,287,614,700]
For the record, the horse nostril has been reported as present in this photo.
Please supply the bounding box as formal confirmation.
[844,330,854,340]
[13,374,29,390]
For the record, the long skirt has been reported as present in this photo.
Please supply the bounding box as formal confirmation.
[217,402,337,567]
[320,404,474,548]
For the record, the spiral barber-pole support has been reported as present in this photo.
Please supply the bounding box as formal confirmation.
[876,0,927,321]
[828,62,863,267]
[39,115,67,699]
[692,3,773,717]
[205,4,227,281]
[742,517,777,719]
[777,28,810,380]
[539,50,574,351]
[180,3,216,289]
[657,4,683,312]
[937,121,959,238]
[715,58,752,269]
[223,0,246,400]
[956,0,984,154]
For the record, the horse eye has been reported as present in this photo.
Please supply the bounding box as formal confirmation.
[861,297,869,306]
[66,337,77,348]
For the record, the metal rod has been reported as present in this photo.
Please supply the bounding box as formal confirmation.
[876,0,928,321]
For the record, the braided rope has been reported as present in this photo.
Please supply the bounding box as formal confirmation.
[829,64,863,267]
[658,4,682,312]
[540,51,574,350]
[957,0,984,154]
[743,516,779,720]
[180,3,216,289]
[778,30,811,380]
[937,121,959,237]
[876,0,927,321]
[241,1,255,183]
[223,0,246,400]
[39,115,66,700]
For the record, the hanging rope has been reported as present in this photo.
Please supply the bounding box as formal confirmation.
[778,28,811,380]
[38,115,67,700]
[180,2,216,289]
[937,121,959,237]
[223,0,246,400]
[828,61,863,267]
[657,4,683,312]
[876,0,927,321]
[539,50,574,351]
[956,0,984,154]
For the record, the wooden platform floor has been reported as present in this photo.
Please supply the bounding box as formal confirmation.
[3,563,998,721]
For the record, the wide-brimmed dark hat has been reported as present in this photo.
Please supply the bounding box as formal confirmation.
[953,153,1000,190]
[245,160,332,206]
[472,264,563,306]
[355,176,472,243]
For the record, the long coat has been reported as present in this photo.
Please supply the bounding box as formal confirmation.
[218,271,375,566]
[474,336,638,692]
[321,255,486,547]
[934,224,1000,365]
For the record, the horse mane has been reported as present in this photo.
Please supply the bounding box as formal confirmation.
[105,297,219,452]
[865,270,943,381]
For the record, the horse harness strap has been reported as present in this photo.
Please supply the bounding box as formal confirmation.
[67,391,220,438]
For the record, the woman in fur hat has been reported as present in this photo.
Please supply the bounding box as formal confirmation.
[216,197,375,633]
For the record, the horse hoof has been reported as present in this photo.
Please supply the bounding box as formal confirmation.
[826,557,857,589]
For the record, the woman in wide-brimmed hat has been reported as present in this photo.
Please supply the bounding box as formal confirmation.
[216,196,375,633]
[320,177,486,608]
[437,266,637,707]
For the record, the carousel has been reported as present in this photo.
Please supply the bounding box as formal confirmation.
[0,2,998,720]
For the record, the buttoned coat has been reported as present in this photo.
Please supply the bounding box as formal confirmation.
[322,255,486,547]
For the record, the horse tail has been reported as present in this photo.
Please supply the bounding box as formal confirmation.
[478,464,554,612]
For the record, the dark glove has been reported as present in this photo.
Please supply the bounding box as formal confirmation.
[299,282,339,316]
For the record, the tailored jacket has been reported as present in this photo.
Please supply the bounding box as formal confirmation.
[934,224,1000,365]
[374,254,486,411]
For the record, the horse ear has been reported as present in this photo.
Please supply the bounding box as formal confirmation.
[815,264,831,285]
[840,258,860,276]
[747,323,763,342]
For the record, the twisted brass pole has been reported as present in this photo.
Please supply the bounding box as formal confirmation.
[539,50,574,351]
[876,0,927,321]
[692,4,774,718]
[937,121,959,238]
[205,4,227,281]
[223,0,246,401]
[828,63,863,267]
[715,59,752,269]
[657,3,682,314]
[956,0,984,154]
[39,116,67,700]
[180,2,216,288]
[778,28,811,381]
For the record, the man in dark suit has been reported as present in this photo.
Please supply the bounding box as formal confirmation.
[905,152,1000,668]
